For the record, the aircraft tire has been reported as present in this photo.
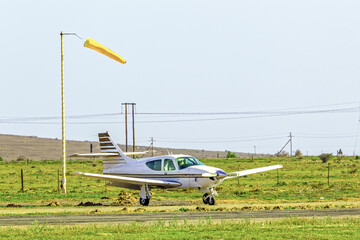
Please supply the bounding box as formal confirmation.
[208,196,215,205]
[140,197,150,206]
[202,193,209,204]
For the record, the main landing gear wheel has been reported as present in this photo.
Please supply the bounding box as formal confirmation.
[202,193,209,204]
[203,193,215,205]
[208,196,215,205]
[140,197,150,206]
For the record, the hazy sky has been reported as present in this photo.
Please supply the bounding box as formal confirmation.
[1,0,360,155]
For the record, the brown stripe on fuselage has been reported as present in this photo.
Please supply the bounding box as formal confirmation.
[103,173,211,178]
[101,155,121,158]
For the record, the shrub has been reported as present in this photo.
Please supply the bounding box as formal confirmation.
[319,153,332,163]
[226,151,237,158]
[16,155,26,161]
[0,156,3,161]
[276,151,289,157]
[295,149,302,157]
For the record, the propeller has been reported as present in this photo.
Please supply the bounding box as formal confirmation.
[201,170,228,179]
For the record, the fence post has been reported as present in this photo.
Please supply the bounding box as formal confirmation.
[237,165,240,186]
[57,169,60,194]
[327,162,330,186]
[21,169,24,191]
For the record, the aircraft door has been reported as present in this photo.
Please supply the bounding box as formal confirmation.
[163,159,183,186]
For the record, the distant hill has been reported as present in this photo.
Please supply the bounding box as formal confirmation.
[0,134,267,161]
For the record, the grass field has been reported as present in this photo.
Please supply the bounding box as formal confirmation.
[0,156,359,206]
[0,217,359,239]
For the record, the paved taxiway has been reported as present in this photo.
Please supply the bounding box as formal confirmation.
[0,208,359,226]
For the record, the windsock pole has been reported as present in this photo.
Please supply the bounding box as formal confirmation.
[60,32,66,194]
[59,32,125,194]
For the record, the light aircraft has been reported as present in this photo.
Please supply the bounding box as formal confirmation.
[72,132,283,206]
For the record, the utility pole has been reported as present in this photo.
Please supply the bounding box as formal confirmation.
[132,103,136,153]
[122,103,136,152]
[289,132,293,157]
[123,103,128,152]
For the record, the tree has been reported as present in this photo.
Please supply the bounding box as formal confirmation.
[276,151,289,157]
[226,151,237,158]
[295,149,302,157]
[319,153,332,163]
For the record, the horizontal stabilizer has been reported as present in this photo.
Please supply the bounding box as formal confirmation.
[71,172,181,188]
[69,153,118,158]
[69,151,148,158]
[225,164,283,179]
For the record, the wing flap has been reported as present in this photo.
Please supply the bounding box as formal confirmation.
[225,164,283,179]
[71,172,181,187]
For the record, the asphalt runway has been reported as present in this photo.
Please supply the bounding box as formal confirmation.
[0,208,359,226]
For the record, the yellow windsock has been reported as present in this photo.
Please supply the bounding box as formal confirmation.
[84,38,127,64]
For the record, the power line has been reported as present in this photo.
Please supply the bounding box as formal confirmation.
[155,136,286,143]
[0,106,358,125]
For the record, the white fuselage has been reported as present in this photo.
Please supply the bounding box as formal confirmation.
[104,155,226,190]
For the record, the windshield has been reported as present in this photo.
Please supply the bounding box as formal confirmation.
[176,157,204,170]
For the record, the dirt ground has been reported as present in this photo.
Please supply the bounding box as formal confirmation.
[0,208,359,226]
[1,200,360,216]
[0,134,266,161]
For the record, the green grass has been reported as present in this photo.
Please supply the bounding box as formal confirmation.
[0,157,359,204]
[0,217,359,239]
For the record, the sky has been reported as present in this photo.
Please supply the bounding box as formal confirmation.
[1,0,360,155]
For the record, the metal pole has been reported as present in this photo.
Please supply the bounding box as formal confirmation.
[132,103,136,153]
[60,32,66,194]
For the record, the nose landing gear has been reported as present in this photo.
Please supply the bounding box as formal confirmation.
[139,197,150,206]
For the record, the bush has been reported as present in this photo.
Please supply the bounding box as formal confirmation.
[295,149,302,157]
[226,151,237,158]
[0,156,3,161]
[276,151,289,157]
[319,153,332,163]
[16,155,26,161]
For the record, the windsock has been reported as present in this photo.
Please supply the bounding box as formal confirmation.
[84,38,127,64]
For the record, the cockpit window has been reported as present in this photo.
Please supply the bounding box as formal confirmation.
[176,157,204,170]
[146,160,162,171]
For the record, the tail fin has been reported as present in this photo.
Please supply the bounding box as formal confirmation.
[98,132,132,171]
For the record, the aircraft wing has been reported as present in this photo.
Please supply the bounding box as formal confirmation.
[69,151,148,158]
[71,172,181,187]
[224,164,283,180]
